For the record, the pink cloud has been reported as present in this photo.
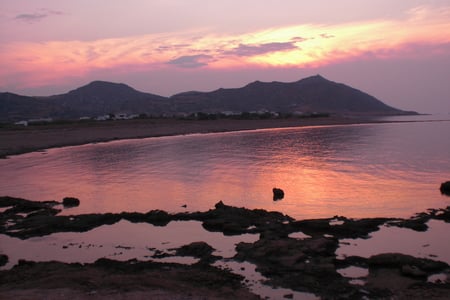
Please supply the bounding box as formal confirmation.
[2,4,450,92]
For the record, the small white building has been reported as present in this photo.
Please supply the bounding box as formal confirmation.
[95,115,111,121]
[14,120,28,126]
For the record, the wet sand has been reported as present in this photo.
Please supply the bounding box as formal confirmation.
[0,116,384,158]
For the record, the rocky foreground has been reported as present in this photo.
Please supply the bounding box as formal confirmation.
[1,196,450,299]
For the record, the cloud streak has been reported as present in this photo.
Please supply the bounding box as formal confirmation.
[167,54,214,68]
[2,5,450,89]
[15,9,63,24]
[226,42,298,57]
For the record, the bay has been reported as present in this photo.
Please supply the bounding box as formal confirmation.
[1,116,449,219]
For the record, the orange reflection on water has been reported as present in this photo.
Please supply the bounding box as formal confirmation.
[1,121,449,220]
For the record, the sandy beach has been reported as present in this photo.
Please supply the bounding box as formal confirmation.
[0,116,386,158]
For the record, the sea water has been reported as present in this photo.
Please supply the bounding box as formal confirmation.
[1,115,449,220]
[2,115,450,298]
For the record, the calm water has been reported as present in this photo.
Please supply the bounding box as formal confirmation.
[1,116,449,219]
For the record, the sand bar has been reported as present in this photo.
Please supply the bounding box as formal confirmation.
[0,116,390,158]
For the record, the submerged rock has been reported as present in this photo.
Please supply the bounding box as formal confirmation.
[440,181,450,196]
[273,188,284,201]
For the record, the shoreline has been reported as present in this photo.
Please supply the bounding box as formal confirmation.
[0,116,407,158]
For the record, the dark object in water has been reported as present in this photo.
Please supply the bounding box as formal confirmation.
[440,181,450,196]
[63,197,80,207]
[273,188,284,201]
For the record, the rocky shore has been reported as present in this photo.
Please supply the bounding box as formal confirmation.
[1,196,449,299]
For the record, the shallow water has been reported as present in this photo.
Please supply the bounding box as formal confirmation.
[336,219,450,265]
[1,116,449,219]
[0,220,318,299]
[1,116,449,298]
[0,220,259,269]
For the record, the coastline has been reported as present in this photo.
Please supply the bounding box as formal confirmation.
[0,116,393,158]
[1,197,449,299]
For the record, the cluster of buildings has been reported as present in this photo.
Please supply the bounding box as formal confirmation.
[14,113,140,126]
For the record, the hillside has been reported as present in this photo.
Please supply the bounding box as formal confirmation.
[0,93,57,121]
[47,81,169,119]
[0,76,415,122]
[169,75,410,115]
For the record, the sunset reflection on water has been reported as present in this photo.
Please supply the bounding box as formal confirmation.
[0,120,449,219]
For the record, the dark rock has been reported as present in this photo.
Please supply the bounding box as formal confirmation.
[234,236,355,297]
[175,241,215,259]
[273,188,284,201]
[0,196,59,214]
[368,253,448,272]
[201,201,292,235]
[389,218,429,232]
[290,217,389,239]
[215,201,226,209]
[401,265,427,278]
[431,206,450,222]
[4,213,122,239]
[62,197,80,207]
[145,210,171,226]
[440,181,450,196]
[0,254,8,267]
[27,208,60,218]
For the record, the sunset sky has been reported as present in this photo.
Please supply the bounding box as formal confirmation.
[1,1,450,113]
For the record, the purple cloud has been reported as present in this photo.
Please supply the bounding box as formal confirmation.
[167,54,214,68]
[227,42,298,57]
[15,10,63,24]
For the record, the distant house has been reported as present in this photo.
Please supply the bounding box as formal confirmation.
[112,113,139,120]
[95,115,111,121]
[114,113,128,120]
[28,118,53,125]
[221,111,240,116]
[14,120,28,126]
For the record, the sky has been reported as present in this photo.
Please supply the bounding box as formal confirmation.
[1,1,450,113]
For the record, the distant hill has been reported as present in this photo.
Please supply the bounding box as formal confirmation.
[169,75,412,115]
[0,76,416,122]
[46,81,168,119]
[0,92,57,121]
[0,81,168,122]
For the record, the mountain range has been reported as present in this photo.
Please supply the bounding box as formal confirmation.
[0,75,416,122]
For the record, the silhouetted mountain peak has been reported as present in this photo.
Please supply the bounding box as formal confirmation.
[244,75,329,89]
[68,81,139,96]
[295,74,331,85]
[0,76,417,122]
